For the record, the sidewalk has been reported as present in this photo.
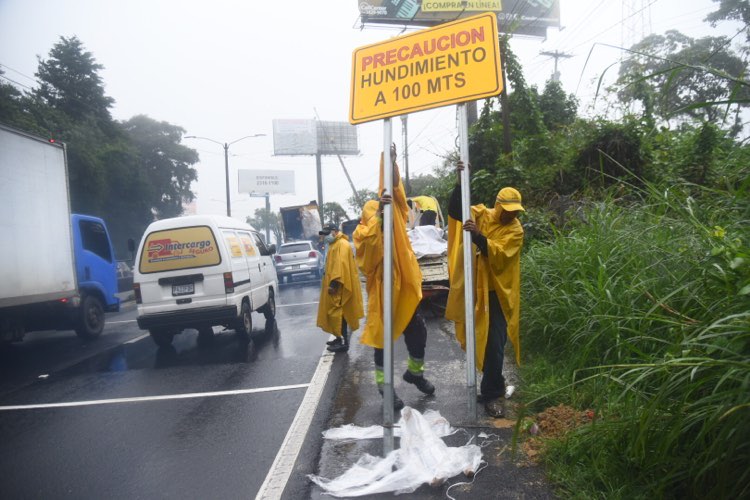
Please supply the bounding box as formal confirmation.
[310,304,556,499]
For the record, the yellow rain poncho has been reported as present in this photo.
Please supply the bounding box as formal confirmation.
[316,233,364,336]
[353,155,423,349]
[445,199,524,370]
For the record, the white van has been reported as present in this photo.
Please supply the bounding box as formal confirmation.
[133,215,278,347]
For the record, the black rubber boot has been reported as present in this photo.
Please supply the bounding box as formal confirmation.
[403,370,436,395]
[326,336,342,346]
[327,329,349,353]
[378,387,405,411]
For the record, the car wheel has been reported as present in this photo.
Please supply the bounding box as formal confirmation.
[261,289,276,320]
[149,329,174,347]
[235,301,252,338]
[75,294,105,340]
[197,326,214,347]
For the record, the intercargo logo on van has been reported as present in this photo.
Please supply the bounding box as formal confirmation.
[147,239,213,260]
[139,226,221,273]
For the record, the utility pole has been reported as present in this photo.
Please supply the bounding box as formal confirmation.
[539,49,573,82]
[401,115,410,195]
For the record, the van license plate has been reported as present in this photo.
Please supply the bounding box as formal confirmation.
[292,265,300,269]
[172,283,194,296]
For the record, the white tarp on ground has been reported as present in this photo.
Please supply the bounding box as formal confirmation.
[308,407,483,497]
[407,226,448,260]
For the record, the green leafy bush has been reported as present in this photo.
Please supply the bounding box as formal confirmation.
[519,179,750,498]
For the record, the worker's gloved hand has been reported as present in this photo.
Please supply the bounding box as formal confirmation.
[328,280,340,295]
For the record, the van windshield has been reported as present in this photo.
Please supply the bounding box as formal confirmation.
[279,243,311,254]
[139,226,220,273]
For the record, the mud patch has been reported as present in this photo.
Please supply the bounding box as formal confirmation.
[520,403,594,464]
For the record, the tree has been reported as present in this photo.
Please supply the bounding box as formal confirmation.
[347,188,378,216]
[121,115,198,219]
[321,202,349,227]
[247,208,282,245]
[617,30,750,131]
[706,0,750,42]
[539,79,578,131]
[34,36,114,123]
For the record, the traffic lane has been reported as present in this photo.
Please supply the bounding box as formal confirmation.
[0,282,328,499]
[0,303,142,398]
[0,295,324,407]
[0,390,302,499]
[0,282,324,405]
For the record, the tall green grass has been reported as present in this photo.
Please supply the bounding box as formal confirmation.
[519,180,750,498]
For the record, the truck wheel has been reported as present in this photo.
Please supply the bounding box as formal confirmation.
[235,301,252,339]
[149,329,174,347]
[75,295,105,339]
[260,290,276,320]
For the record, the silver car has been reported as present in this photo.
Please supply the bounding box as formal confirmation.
[274,241,324,283]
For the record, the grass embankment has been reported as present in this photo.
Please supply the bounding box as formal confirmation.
[519,181,749,498]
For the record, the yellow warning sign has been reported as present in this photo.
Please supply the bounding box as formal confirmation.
[349,12,503,124]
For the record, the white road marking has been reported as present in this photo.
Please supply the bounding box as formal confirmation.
[124,333,149,344]
[277,301,318,308]
[108,319,137,324]
[255,350,335,500]
[0,384,309,411]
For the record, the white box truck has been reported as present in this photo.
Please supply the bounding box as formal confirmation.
[0,124,120,342]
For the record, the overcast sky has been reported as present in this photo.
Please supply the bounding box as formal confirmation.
[0,0,740,227]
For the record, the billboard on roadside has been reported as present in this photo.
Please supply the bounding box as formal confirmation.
[238,169,295,195]
[272,119,359,156]
[357,0,560,37]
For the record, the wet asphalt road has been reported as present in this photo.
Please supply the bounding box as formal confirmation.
[0,278,329,499]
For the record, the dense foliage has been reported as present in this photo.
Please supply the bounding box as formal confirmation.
[0,36,199,257]
[423,5,749,497]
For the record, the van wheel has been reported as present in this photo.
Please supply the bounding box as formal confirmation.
[150,329,174,347]
[75,295,105,340]
[235,302,252,338]
[261,290,276,320]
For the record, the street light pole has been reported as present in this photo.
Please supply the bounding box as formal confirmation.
[223,142,231,216]
[185,134,266,217]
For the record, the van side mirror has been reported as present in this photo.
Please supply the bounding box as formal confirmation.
[267,244,276,254]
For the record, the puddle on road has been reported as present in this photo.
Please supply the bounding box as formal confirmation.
[50,319,281,378]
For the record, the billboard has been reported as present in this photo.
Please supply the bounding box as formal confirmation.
[358,0,560,38]
[272,119,317,155]
[272,119,359,156]
[317,121,359,155]
[238,169,295,195]
[350,13,502,124]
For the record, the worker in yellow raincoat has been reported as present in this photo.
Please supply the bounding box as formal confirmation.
[445,161,524,418]
[353,146,435,411]
[316,224,364,354]
[407,195,439,226]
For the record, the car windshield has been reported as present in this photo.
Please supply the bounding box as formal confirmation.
[279,243,311,255]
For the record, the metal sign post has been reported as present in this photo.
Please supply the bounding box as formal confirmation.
[458,104,477,420]
[382,118,395,455]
